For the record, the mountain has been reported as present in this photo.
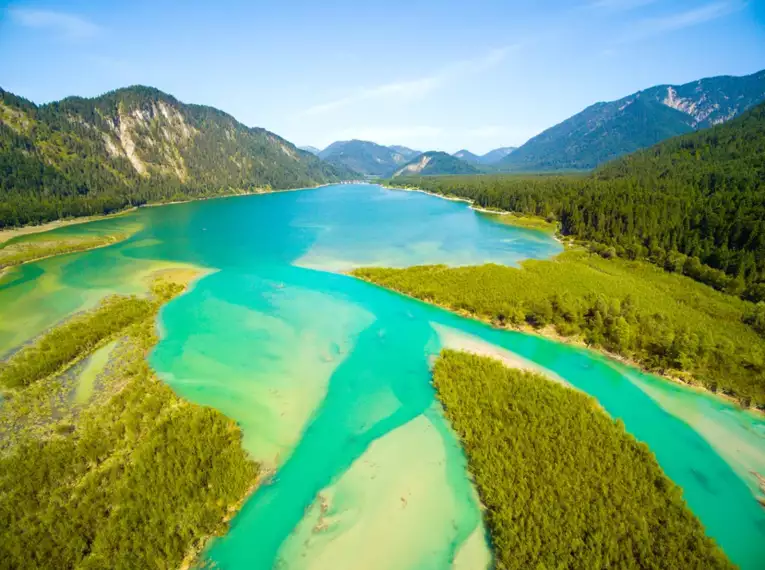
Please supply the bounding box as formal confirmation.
[481,146,516,164]
[453,147,516,164]
[500,69,765,172]
[453,149,483,164]
[299,145,321,155]
[0,85,351,227]
[392,151,478,177]
[318,140,415,176]
[387,145,420,161]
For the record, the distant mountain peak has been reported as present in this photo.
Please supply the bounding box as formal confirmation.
[452,149,482,163]
[318,140,420,176]
[500,69,765,171]
[393,151,477,177]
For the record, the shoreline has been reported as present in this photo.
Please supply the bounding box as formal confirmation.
[350,273,763,416]
[381,184,561,238]
[0,181,342,244]
[0,208,138,245]
[0,234,131,274]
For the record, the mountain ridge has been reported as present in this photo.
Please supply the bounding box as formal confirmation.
[318,139,416,176]
[0,85,351,227]
[500,69,765,172]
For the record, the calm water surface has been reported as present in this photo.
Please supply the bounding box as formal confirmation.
[0,184,763,569]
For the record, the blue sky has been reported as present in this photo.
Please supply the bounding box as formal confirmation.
[1,0,763,153]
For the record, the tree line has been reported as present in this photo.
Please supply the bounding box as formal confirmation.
[388,102,765,301]
[353,251,765,408]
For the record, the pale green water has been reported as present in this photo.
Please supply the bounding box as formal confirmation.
[0,184,763,569]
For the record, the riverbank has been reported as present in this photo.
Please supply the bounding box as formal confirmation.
[0,269,259,568]
[351,252,765,413]
[352,271,740,406]
[0,208,137,245]
[0,181,339,244]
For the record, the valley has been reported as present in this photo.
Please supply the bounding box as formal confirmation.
[1,14,764,567]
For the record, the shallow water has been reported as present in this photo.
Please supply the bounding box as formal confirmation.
[1,184,763,569]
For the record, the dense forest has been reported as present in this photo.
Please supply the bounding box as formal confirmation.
[388,101,765,300]
[354,251,765,408]
[0,278,258,569]
[433,350,734,569]
[0,86,353,228]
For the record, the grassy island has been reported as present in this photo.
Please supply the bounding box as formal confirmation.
[353,250,765,408]
[0,233,130,272]
[0,275,258,569]
[434,350,734,569]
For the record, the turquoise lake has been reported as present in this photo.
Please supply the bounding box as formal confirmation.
[1,184,763,569]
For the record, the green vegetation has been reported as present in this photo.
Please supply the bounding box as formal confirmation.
[478,211,557,233]
[319,139,412,177]
[353,250,765,408]
[0,233,127,270]
[392,150,478,177]
[498,69,765,171]
[0,85,352,228]
[0,278,259,569]
[388,101,765,300]
[0,295,152,389]
[433,350,734,569]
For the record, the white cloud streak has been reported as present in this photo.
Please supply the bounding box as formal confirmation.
[9,8,102,40]
[300,46,516,118]
[619,1,743,42]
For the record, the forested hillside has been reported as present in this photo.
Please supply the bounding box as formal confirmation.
[389,102,765,300]
[499,69,765,171]
[318,139,411,176]
[0,86,352,228]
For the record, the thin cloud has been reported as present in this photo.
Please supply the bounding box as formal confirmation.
[300,46,516,118]
[620,1,743,42]
[9,8,102,40]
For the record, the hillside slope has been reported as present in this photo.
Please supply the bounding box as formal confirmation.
[0,86,350,227]
[481,146,516,163]
[318,140,412,176]
[500,69,765,171]
[453,149,482,164]
[392,151,478,177]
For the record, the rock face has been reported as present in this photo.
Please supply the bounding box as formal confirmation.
[499,69,765,171]
[392,151,478,177]
[0,85,351,226]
